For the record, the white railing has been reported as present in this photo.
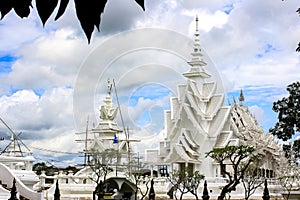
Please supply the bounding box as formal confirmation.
[0,163,42,199]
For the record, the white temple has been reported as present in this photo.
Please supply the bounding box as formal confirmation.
[42,17,283,199]
[143,16,286,198]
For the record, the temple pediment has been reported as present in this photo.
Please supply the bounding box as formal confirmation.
[163,144,199,164]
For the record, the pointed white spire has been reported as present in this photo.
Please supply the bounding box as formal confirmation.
[104,78,113,109]
[239,89,245,102]
[183,15,210,79]
[195,15,199,35]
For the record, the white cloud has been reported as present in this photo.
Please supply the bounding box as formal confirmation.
[183,9,229,32]
[249,105,264,127]
[0,87,78,161]
[4,29,90,90]
[1,0,300,165]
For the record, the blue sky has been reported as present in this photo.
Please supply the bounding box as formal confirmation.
[0,0,299,166]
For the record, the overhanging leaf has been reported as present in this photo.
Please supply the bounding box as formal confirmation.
[36,0,59,26]
[296,42,300,52]
[0,0,13,20]
[134,0,145,11]
[13,0,32,18]
[75,0,108,43]
[75,0,94,43]
[55,0,69,21]
[92,0,107,31]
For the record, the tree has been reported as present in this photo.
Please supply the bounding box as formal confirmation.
[168,167,204,200]
[241,163,264,200]
[206,145,258,200]
[0,0,145,43]
[277,151,300,200]
[136,176,150,200]
[270,81,300,161]
[88,148,116,184]
[282,139,300,162]
[129,155,150,200]
[33,162,80,176]
[33,162,48,175]
[269,82,300,141]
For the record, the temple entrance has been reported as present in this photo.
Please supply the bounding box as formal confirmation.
[104,177,136,200]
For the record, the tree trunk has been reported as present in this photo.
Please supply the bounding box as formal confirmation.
[180,192,184,200]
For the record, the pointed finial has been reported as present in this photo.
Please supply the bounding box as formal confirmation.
[262,179,270,200]
[107,78,112,96]
[202,180,210,200]
[227,98,231,106]
[195,15,199,32]
[9,178,18,200]
[233,96,236,104]
[54,180,61,200]
[239,89,245,102]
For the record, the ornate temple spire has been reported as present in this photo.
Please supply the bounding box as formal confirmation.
[100,79,118,121]
[183,15,210,79]
[104,79,113,109]
[239,89,245,102]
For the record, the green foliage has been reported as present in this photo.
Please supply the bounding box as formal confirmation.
[88,148,116,183]
[206,145,258,200]
[293,3,300,52]
[33,162,48,175]
[277,158,300,200]
[241,163,264,200]
[269,82,300,141]
[168,167,204,200]
[283,139,300,161]
[206,145,257,165]
[297,8,300,52]
[33,162,80,176]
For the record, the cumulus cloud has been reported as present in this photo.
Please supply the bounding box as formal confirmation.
[0,87,78,162]
[0,0,299,165]
[249,105,264,127]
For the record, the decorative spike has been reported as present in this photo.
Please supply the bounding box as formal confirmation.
[239,89,245,102]
[54,180,60,200]
[107,78,112,96]
[195,15,199,32]
[227,98,231,106]
[262,179,270,200]
[8,178,18,200]
[149,179,155,200]
[202,180,210,200]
